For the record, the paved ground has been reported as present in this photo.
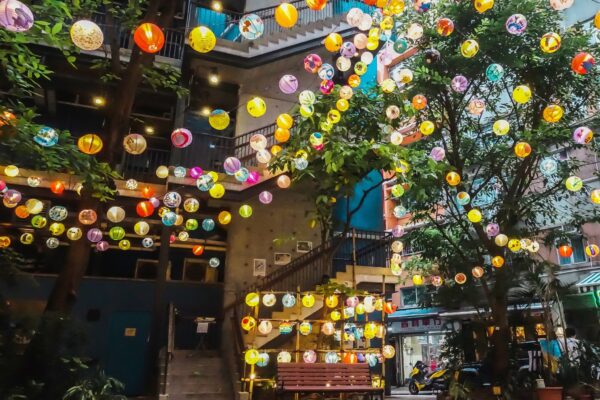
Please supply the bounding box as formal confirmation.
[388,387,436,399]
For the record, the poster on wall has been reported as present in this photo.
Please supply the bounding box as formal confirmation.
[253,259,267,276]
[296,241,313,253]
[274,253,291,265]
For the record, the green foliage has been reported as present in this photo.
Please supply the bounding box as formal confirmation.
[557,340,600,390]
[62,369,127,400]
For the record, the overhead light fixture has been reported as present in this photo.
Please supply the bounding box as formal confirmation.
[92,96,106,107]
[145,126,155,135]
[208,67,220,86]
[212,1,223,12]
[200,106,212,117]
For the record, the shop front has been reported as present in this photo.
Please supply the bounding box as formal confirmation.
[387,308,448,386]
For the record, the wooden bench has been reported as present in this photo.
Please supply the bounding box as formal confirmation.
[276,362,384,399]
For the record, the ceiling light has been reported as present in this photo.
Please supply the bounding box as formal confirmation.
[208,67,220,86]
[92,96,106,107]
[200,106,212,117]
[212,1,223,12]
[145,126,155,135]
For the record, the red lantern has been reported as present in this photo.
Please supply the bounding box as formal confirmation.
[141,185,155,199]
[192,245,204,256]
[571,52,595,75]
[50,180,65,194]
[383,301,397,315]
[558,245,573,258]
[136,201,154,217]
[133,23,165,54]
[342,352,358,364]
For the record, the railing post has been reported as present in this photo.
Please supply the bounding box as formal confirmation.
[352,228,357,290]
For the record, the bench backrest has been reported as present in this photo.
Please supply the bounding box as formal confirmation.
[277,363,373,388]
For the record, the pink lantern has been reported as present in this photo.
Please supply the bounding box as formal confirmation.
[320,79,334,95]
[171,128,192,148]
[486,223,500,237]
[259,190,273,204]
[223,156,242,175]
[279,74,298,94]
[392,225,405,237]
[430,147,445,161]
[304,54,322,74]
[189,166,203,179]
[0,0,34,32]
[96,241,109,251]
[149,197,160,208]
[87,228,103,243]
[246,171,260,185]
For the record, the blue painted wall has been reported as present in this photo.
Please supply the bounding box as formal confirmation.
[333,169,384,231]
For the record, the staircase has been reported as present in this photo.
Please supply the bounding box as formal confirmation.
[164,350,234,400]
[188,0,374,58]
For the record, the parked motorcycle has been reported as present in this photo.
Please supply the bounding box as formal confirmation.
[408,360,450,395]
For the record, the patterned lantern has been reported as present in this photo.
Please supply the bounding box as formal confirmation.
[70,20,104,51]
[78,133,103,155]
[0,0,34,32]
[123,134,147,155]
[134,23,164,54]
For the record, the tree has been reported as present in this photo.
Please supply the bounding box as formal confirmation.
[0,0,186,312]
[272,0,600,390]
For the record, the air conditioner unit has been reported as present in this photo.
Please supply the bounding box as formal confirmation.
[134,259,171,280]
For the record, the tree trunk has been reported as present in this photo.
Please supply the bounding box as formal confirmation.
[491,295,511,385]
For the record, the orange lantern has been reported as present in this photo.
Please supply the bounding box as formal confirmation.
[77,133,103,155]
[15,205,29,219]
[455,273,467,285]
[50,181,65,195]
[192,245,204,256]
[136,201,155,217]
[492,256,505,268]
[412,95,427,110]
[275,127,290,143]
[141,185,155,199]
[558,245,573,258]
[342,352,358,364]
[348,74,361,88]
[383,301,397,314]
[134,23,165,54]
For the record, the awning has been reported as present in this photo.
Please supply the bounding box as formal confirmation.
[562,292,598,310]
[576,272,600,288]
[388,307,442,320]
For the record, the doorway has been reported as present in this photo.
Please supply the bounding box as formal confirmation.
[399,332,444,384]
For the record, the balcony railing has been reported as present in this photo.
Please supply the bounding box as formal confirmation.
[189,0,373,42]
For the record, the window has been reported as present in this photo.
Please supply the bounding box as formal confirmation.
[557,236,587,266]
[401,286,429,307]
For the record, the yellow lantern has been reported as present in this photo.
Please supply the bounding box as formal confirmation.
[492,256,505,268]
[77,133,103,155]
[325,295,339,308]
[419,120,435,136]
[48,222,65,236]
[302,293,315,308]
[508,239,522,252]
[134,221,150,236]
[247,97,266,118]
[0,236,11,248]
[474,0,494,13]
[328,109,341,124]
[20,233,34,245]
[209,183,225,199]
[380,16,394,30]
[364,322,377,339]
[493,120,510,136]
[336,99,349,112]
[446,171,461,186]
[412,274,424,286]
[276,113,294,130]
[25,199,43,214]
[218,211,232,225]
[208,109,230,130]
[540,32,561,54]
[324,32,343,52]
[4,165,19,177]
[543,105,563,123]
[514,141,532,158]
[271,145,282,155]
[495,234,508,247]
[156,165,169,179]
[239,204,253,218]
[380,79,396,94]
[107,206,126,223]
[467,209,482,223]
[382,345,396,359]
[590,188,600,204]
[118,239,131,250]
[566,175,583,192]
[330,310,341,321]
[460,40,479,58]
[245,349,260,365]
[189,26,216,53]
[275,3,298,28]
[245,292,260,307]
[241,315,256,331]
[355,303,365,315]
[595,11,600,29]
[513,85,532,104]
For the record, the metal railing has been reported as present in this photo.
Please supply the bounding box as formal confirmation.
[121,147,171,182]
[190,0,373,42]
[91,12,185,60]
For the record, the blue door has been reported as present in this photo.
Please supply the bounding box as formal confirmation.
[105,311,152,395]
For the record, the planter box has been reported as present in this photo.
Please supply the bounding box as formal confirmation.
[538,387,563,400]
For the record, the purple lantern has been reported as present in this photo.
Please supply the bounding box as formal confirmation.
[259,190,273,204]
[486,223,500,237]
[339,42,356,58]
[87,228,103,243]
[223,156,242,175]
[279,74,298,94]
[451,75,468,93]
[149,197,160,208]
[96,240,109,251]
[189,166,203,179]
[430,146,445,161]
[171,128,192,148]
[505,14,527,35]
[392,225,405,237]
[0,0,34,32]
[245,170,260,185]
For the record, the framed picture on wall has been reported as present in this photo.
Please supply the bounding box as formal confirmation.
[253,259,267,277]
[296,241,313,253]
[274,253,291,265]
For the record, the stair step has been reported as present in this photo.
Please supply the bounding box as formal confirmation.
[167,393,233,400]
[166,381,231,394]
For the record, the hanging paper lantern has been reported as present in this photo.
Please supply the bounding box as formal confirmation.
[123,134,147,155]
[419,120,435,136]
[171,128,192,148]
[96,241,109,251]
[174,167,187,178]
[277,175,291,189]
[189,26,216,53]
[107,206,126,223]
[566,175,583,192]
[108,226,125,241]
[4,165,18,177]
[0,0,34,32]
[70,20,104,51]
[446,171,461,186]
[472,266,485,278]
[325,351,339,363]
[540,32,561,53]
[31,215,47,229]
[277,351,292,363]
[436,18,454,36]
[238,13,264,40]
[596,11,600,29]
[280,293,295,308]
[275,3,298,28]
[162,211,177,226]
[303,54,322,74]
[467,209,482,223]
[258,320,273,335]
[34,126,58,147]
[77,133,103,155]
[492,256,505,268]
[455,273,467,285]
[20,232,33,244]
[239,204,252,218]
[460,40,479,58]
[486,64,504,82]
[245,349,260,365]
[492,119,510,136]
[246,97,266,118]
[406,23,423,40]
[513,85,532,104]
[412,274,424,286]
[573,127,593,144]
[208,109,230,130]
[46,237,60,249]
[451,75,468,93]
[245,292,260,307]
[241,316,256,331]
[412,95,427,110]
[279,74,298,94]
[136,201,154,217]
[87,228,103,243]
[572,52,595,75]
[301,293,315,308]
[495,234,509,247]
[543,105,564,123]
[218,211,231,225]
[550,0,574,10]
[590,189,600,204]
[506,14,527,35]
[134,221,150,236]
[508,239,521,253]
[324,33,343,52]
[192,244,204,256]
[585,244,600,257]
[50,181,65,195]
[514,141,532,158]
[134,23,164,53]
[299,321,312,335]
[382,345,396,359]
[155,165,169,179]
[474,0,494,12]
[48,222,65,236]
[118,239,131,250]
[558,244,573,258]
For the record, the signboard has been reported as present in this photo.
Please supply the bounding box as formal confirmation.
[389,318,443,334]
